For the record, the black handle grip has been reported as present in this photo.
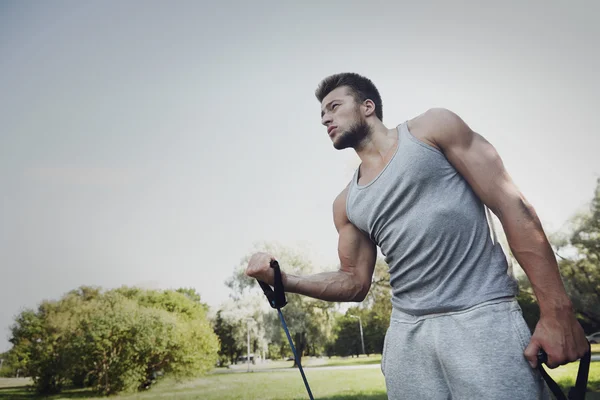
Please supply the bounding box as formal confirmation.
[536,342,591,400]
[256,260,287,309]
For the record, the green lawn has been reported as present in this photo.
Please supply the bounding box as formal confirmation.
[310,355,382,368]
[220,355,382,372]
[1,356,598,400]
[0,370,387,400]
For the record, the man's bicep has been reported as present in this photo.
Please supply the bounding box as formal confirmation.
[333,191,377,297]
[337,222,376,274]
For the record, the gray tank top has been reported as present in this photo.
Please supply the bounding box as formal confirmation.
[346,121,519,315]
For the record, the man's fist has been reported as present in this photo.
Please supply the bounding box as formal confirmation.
[524,311,589,369]
[245,252,277,285]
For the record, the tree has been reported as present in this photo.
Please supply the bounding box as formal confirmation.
[212,310,243,365]
[0,350,19,377]
[333,313,362,357]
[213,295,271,365]
[516,179,600,333]
[226,242,336,367]
[515,282,541,333]
[555,178,600,331]
[106,287,220,386]
[360,258,392,355]
[9,303,70,393]
[7,286,219,395]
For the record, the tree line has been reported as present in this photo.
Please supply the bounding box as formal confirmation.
[1,179,598,396]
[213,178,600,369]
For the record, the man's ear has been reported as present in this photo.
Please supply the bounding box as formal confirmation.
[362,99,376,117]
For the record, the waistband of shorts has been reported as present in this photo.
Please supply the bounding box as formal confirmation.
[390,296,519,323]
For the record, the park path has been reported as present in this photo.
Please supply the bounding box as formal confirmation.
[215,355,600,374]
[213,363,381,374]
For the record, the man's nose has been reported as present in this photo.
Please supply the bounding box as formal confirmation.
[321,113,332,126]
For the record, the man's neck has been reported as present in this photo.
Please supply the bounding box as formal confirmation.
[354,120,397,167]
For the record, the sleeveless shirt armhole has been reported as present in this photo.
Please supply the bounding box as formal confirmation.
[401,121,446,158]
[345,177,372,240]
[345,177,356,227]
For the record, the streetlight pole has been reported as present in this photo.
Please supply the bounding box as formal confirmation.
[349,315,366,356]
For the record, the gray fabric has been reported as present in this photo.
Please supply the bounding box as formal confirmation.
[380,298,550,399]
[346,121,519,315]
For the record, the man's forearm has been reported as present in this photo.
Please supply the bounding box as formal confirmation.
[282,270,366,302]
[500,198,573,316]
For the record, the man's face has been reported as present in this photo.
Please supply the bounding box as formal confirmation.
[320,86,370,150]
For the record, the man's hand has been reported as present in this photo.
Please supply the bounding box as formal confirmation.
[524,310,589,369]
[245,252,277,286]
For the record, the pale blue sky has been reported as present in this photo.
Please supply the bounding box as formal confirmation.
[1,1,599,352]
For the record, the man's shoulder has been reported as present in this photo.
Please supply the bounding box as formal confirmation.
[333,183,351,209]
[332,185,351,229]
[408,107,462,130]
[407,108,469,147]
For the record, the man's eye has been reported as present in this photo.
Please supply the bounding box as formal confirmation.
[332,104,339,109]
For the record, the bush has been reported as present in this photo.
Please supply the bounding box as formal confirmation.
[7,286,219,395]
[516,289,540,333]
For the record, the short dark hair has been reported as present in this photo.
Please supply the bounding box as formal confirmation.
[315,72,383,121]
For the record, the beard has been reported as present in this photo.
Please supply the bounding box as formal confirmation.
[333,117,371,150]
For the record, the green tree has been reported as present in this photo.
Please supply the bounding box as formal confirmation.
[515,283,541,333]
[516,179,600,333]
[0,351,15,377]
[212,310,243,365]
[213,293,274,365]
[363,258,392,354]
[7,286,219,395]
[333,314,362,357]
[8,302,72,393]
[555,178,600,331]
[106,287,219,387]
[226,242,336,367]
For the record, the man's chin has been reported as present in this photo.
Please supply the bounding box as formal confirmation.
[332,134,352,150]
[332,141,353,150]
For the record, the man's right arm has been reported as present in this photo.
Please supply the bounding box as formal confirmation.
[245,188,377,302]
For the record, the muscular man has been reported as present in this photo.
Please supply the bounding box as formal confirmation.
[245,73,588,399]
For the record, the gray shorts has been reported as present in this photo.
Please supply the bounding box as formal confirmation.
[381,298,550,399]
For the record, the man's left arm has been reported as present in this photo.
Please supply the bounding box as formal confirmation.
[420,107,589,369]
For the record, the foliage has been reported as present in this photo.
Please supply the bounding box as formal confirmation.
[517,178,600,333]
[7,286,218,395]
[220,244,395,364]
[362,259,392,354]
[328,259,391,358]
[220,177,600,365]
[222,242,337,367]
[515,282,541,333]
[212,310,244,366]
[332,313,363,357]
[0,350,18,377]
[555,178,600,332]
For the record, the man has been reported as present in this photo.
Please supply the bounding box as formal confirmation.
[245,73,588,399]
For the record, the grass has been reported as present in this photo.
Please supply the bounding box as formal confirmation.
[1,355,598,399]
[310,355,382,368]
[542,359,600,392]
[0,370,387,400]
[220,355,382,372]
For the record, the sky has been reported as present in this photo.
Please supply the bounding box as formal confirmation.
[1,0,599,352]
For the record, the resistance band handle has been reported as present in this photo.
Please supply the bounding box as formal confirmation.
[257,260,287,309]
[258,263,313,399]
[537,341,591,400]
